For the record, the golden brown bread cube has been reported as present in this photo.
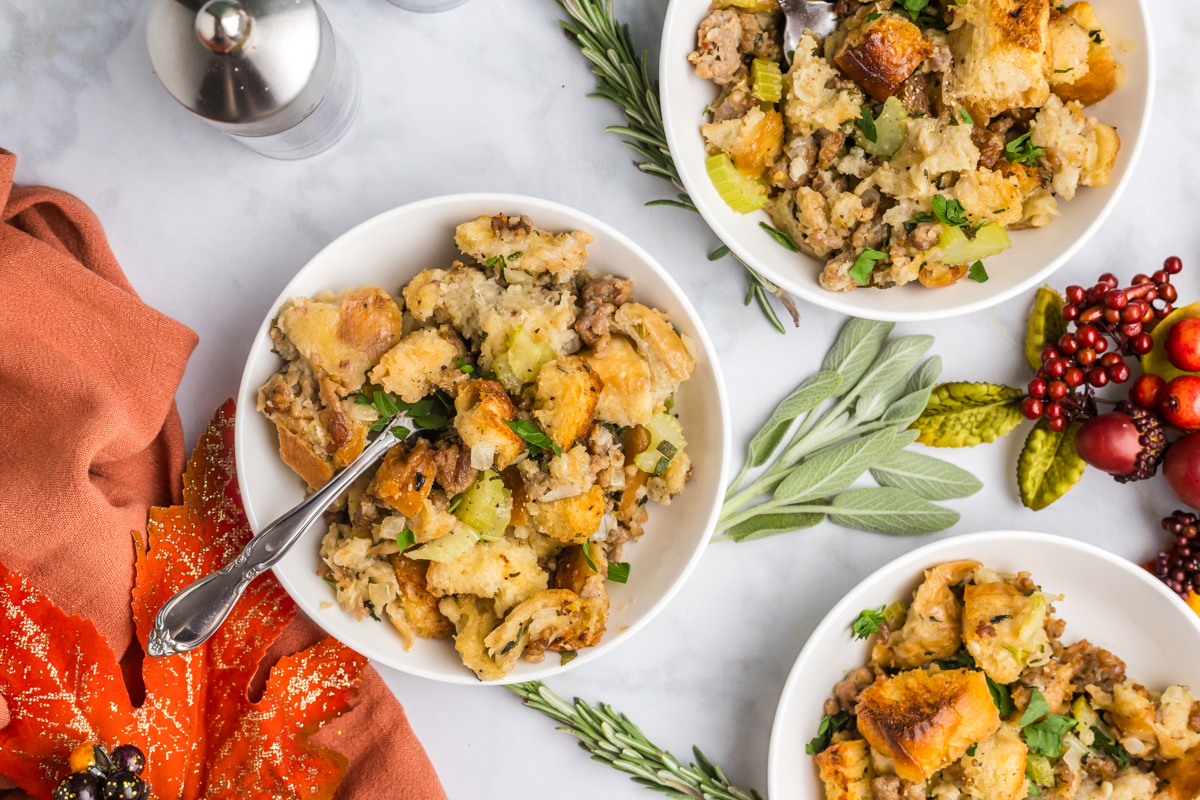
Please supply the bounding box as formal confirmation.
[368,438,438,518]
[551,544,610,651]
[483,589,582,671]
[264,375,374,490]
[369,325,467,404]
[532,355,604,451]
[1053,2,1125,107]
[524,485,606,544]
[815,739,875,800]
[388,554,454,644]
[855,668,1001,782]
[1156,745,1200,800]
[950,0,1051,119]
[455,214,594,280]
[950,722,1027,800]
[273,285,403,394]
[438,595,506,681]
[834,14,933,101]
[873,560,979,670]
[961,581,1051,685]
[583,335,657,428]
[424,537,548,617]
[453,379,526,470]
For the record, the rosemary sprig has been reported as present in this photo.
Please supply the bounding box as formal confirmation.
[556,0,798,332]
[510,681,763,800]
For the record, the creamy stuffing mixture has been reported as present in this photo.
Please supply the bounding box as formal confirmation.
[689,0,1124,291]
[810,562,1200,800]
[257,214,696,680]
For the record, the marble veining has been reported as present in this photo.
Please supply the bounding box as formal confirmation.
[2,1,1198,796]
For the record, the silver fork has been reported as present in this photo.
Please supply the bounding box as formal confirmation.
[779,0,839,65]
[146,415,411,657]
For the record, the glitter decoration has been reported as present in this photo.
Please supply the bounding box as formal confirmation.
[0,400,367,799]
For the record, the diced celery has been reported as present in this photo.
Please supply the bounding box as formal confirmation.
[1025,754,1055,788]
[858,96,908,158]
[634,412,688,475]
[937,223,1012,266]
[706,153,769,214]
[884,601,908,628]
[406,524,480,562]
[506,326,557,384]
[454,469,512,541]
[493,352,523,394]
[751,59,782,104]
[1071,697,1101,746]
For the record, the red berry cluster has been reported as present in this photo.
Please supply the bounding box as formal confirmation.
[1021,258,1183,431]
[1153,510,1200,599]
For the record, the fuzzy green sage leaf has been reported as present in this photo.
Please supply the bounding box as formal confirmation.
[726,506,827,542]
[1025,286,1068,371]
[776,428,897,504]
[869,450,984,501]
[912,382,1025,447]
[746,370,841,468]
[821,318,895,395]
[1017,419,1087,510]
[828,487,960,535]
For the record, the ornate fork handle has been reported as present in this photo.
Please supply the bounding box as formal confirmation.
[147,419,407,657]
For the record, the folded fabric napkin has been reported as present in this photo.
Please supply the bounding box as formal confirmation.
[0,150,446,800]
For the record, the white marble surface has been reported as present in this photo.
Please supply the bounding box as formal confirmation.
[3,1,1199,797]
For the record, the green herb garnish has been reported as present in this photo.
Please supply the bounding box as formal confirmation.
[607,561,631,583]
[968,261,989,283]
[1089,29,1102,43]
[848,247,889,285]
[501,624,528,655]
[934,646,975,670]
[950,108,974,127]
[322,575,336,585]
[1091,726,1131,769]
[456,357,475,374]
[761,222,798,252]
[359,388,452,431]
[931,194,970,228]
[966,743,978,757]
[866,11,882,21]
[559,651,578,665]
[506,419,562,457]
[987,675,1016,716]
[1019,688,1052,726]
[507,251,523,261]
[806,711,851,755]
[396,528,416,553]
[851,606,887,640]
[856,104,878,143]
[1020,689,1077,757]
[582,539,601,573]
[1006,132,1046,166]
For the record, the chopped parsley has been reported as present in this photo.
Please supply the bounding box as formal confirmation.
[931,194,971,228]
[501,623,528,655]
[760,221,799,252]
[1020,689,1077,757]
[806,711,851,755]
[484,255,503,267]
[848,247,889,285]
[322,575,336,585]
[950,108,974,126]
[560,650,578,665]
[1089,29,1103,43]
[856,104,878,143]
[968,260,989,283]
[851,606,888,640]
[1005,132,1046,166]
[607,561,631,584]
[357,388,453,431]
[1054,68,1074,74]
[866,11,882,20]
[1091,725,1131,769]
[507,251,523,261]
[396,528,416,553]
[966,743,978,757]
[456,357,475,374]
[506,419,562,457]
[582,539,601,573]
[448,492,465,513]
[987,675,1016,716]
[1019,688,1051,726]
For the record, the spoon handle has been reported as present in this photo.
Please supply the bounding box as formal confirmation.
[146,420,405,657]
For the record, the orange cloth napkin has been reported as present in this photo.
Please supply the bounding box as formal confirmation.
[0,150,446,800]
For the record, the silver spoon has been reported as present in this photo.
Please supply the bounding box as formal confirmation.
[780,0,839,65]
[146,415,411,657]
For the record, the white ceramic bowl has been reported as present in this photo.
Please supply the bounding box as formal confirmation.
[768,530,1200,798]
[660,2,1154,321]
[235,193,730,685]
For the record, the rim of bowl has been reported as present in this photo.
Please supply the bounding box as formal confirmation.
[660,0,1157,322]
[765,529,1200,795]
[233,192,733,684]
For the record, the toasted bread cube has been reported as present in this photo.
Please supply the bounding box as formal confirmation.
[532,355,604,451]
[952,722,1027,800]
[784,34,864,136]
[478,282,580,372]
[262,374,375,490]
[950,168,1023,228]
[387,555,454,647]
[273,422,334,489]
[1030,95,1119,200]
[454,379,526,471]
[402,266,500,342]
[369,326,467,404]
[700,106,785,179]
[439,595,506,681]
[424,537,548,617]
[1081,121,1120,187]
[484,589,581,670]
[368,438,439,518]
[1156,744,1200,800]
[1047,9,1091,89]
[815,739,875,800]
[1053,3,1125,106]
[525,485,606,544]
[856,669,1001,782]
[583,335,657,427]
[274,286,402,393]
[455,214,593,281]
[950,0,1051,119]
[873,560,979,670]
[551,544,610,650]
[962,581,1051,685]
[835,14,933,101]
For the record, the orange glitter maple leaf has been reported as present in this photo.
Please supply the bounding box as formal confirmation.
[0,400,367,799]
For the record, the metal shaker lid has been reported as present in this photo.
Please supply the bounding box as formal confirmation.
[148,0,335,137]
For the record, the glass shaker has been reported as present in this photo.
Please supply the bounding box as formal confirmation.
[147,0,360,160]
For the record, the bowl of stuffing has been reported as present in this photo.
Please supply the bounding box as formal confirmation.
[234,194,730,684]
[661,0,1153,321]
[769,531,1200,800]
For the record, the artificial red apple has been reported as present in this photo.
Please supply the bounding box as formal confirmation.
[1165,433,1200,510]
[1166,318,1200,372]
[1162,376,1200,431]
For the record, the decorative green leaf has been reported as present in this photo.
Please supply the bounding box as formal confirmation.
[821,319,895,396]
[869,450,984,500]
[727,506,827,542]
[828,487,960,535]
[854,336,936,402]
[905,356,943,396]
[1025,286,1067,371]
[776,428,897,503]
[856,370,912,422]
[1017,419,1087,510]
[891,429,921,451]
[746,370,841,467]
[911,382,1025,447]
[882,384,938,428]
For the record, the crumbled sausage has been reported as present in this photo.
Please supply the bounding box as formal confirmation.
[899,73,931,117]
[971,126,1007,170]
[817,129,848,171]
[432,441,478,495]
[1082,753,1119,781]
[872,775,925,800]
[834,666,876,711]
[575,275,633,353]
[1061,640,1127,693]
[687,10,743,85]
[909,221,942,251]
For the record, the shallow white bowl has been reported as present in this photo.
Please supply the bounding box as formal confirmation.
[235,193,731,685]
[768,530,1200,798]
[660,1,1154,321]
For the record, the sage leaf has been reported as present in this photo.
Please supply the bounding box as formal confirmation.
[777,428,896,503]
[853,335,936,403]
[1025,286,1067,371]
[746,370,841,467]
[828,487,960,535]
[727,506,827,542]
[870,450,984,500]
[905,356,943,395]
[821,318,895,396]
[911,382,1025,447]
[1017,419,1087,510]
[882,384,937,427]
[891,429,921,451]
[855,371,910,422]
